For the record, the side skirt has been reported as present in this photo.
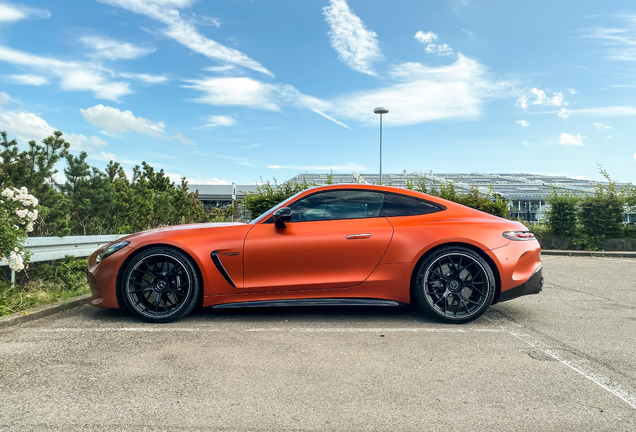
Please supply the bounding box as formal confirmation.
[210,298,402,309]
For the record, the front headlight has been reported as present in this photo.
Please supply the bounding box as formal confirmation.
[96,240,130,264]
[502,231,536,241]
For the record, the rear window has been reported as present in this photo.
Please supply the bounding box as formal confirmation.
[379,193,443,217]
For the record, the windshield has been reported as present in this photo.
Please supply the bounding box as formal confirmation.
[249,190,306,224]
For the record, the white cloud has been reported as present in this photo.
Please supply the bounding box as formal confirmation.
[558,108,571,119]
[0,45,132,101]
[323,0,383,76]
[81,104,196,145]
[530,88,564,107]
[4,74,49,86]
[203,65,234,72]
[571,106,636,116]
[81,104,165,135]
[97,0,273,76]
[0,2,49,23]
[81,35,155,60]
[584,16,636,61]
[559,133,585,146]
[90,150,139,165]
[516,95,529,110]
[594,122,612,129]
[569,88,578,95]
[173,133,196,146]
[522,141,529,145]
[462,28,475,38]
[268,162,367,172]
[0,92,10,106]
[425,44,454,56]
[187,54,513,129]
[202,115,237,127]
[119,72,168,84]
[415,31,438,43]
[166,172,230,185]
[186,77,280,110]
[0,110,55,143]
[517,88,565,110]
[516,120,530,127]
[328,54,512,126]
[65,134,109,152]
[185,76,351,128]
[571,175,589,180]
[0,101,106,154]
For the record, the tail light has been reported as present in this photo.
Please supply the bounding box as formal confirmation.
[503,231,536,241]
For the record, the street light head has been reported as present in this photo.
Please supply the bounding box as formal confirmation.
[374,107,389,114]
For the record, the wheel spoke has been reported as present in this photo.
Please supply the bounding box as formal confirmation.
[167,288,186,298]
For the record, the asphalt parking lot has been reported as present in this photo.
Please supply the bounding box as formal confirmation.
[1,255,635,431]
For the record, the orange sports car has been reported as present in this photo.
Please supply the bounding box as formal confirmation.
[88,184,543,324]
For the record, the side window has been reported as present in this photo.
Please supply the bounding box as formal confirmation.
[289,190,385,222]
[379,193,443,217]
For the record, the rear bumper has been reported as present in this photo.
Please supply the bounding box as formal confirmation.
[498,264,544,303]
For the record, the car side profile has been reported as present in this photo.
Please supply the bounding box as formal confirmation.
[88,184,543,324]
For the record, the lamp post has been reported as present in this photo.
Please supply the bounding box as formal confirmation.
[374,107,388,185]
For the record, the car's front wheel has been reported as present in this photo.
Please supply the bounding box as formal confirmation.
[121,247,200,323]
[414,247,495,323]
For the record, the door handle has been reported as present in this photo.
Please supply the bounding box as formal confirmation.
[346,233,372,240]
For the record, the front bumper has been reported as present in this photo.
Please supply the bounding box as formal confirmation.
[498,264,544,303]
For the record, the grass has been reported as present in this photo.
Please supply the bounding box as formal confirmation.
[0,280,89,316]
[0,257,90,317]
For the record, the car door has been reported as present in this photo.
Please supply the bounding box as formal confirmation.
[243,190,393,293]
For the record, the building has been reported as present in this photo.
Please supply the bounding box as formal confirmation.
[286,172,636,223]
[187,184,259,211]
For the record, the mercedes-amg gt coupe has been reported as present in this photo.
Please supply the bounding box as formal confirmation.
[88,184,543,324]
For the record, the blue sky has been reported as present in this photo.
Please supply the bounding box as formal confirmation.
[1,0,636,185]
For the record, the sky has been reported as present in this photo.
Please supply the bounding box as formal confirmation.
[1,0,636,185]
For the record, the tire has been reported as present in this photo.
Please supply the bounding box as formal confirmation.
[414,246,496,323]
[120,247,201,323]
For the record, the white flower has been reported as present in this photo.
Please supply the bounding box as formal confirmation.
[27,211,38,221]
[19,187,27,194]
[1,188,13,198]
[14,247,18,252]
[26,222,34,232]
[8,250,24,271]
[13,225,19,230]
[15,209,28,218]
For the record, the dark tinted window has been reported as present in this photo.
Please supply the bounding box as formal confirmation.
[289,190,385,221]
[379,193,442,217]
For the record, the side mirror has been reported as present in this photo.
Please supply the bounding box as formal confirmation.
[273,207,292,228]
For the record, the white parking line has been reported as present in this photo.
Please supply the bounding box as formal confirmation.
[486,313,636,410]
[245,327,505,333]
[591,257,636,263]
[36,327,504,333]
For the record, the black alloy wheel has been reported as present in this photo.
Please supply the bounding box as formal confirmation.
[121,247,200,323]
[414,247,495,323]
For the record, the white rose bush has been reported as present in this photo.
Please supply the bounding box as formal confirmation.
[1,187,38,272]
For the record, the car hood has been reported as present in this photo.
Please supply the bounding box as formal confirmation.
[117,222,249,242]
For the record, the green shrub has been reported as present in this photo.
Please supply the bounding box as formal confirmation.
[242,177,313,219]
[545,187,579,238]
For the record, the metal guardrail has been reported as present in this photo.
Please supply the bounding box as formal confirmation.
[1,234,128,284]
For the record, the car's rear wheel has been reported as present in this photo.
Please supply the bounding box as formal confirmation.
[414,247,495,323]
[121,247,200,323]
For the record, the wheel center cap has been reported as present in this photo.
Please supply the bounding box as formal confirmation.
[155,279,168,292]
[448,279,461,293]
